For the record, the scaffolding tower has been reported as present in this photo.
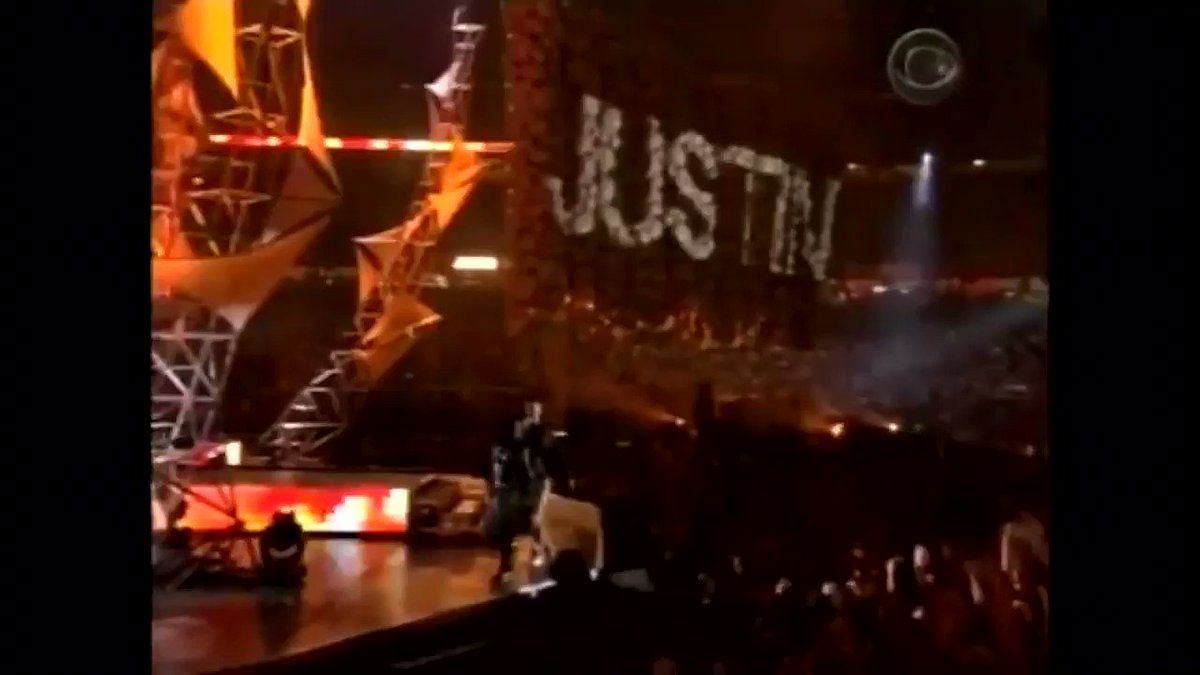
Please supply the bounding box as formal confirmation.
[259,6,487,465]
[152,0,310,450]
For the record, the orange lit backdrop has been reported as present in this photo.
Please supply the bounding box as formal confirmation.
[179,485,409,534]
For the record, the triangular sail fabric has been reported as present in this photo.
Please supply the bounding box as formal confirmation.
[350,213,425,303]
[425,60,461,104]
[152,219,327,330]
[354,247,381,305]
[152,213,196,259]
[429,182,476,232]
[361,293,439,348]
[262,152,339,241]
[441,137,482,190]
[355,293,441,383]
[177,0,239,99]
[427,137,484,230]
[354,227,405,268]
[296,0,339,190]
[353,228,405,274]
[354,332,423,385]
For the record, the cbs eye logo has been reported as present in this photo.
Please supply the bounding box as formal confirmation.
[887,28,964,106]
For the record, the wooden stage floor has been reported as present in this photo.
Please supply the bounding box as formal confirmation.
[152,540,509,675]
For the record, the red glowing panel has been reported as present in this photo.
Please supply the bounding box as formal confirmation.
[179,485,409,534]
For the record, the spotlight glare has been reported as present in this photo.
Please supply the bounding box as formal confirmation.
[846,162,860,171]
[922,152,933,164]
[872,284,888,294]
[224,439,242,466]
[972,158,986,167]
[887,422,901,434]
[452,255,499,271]
[829,422,846,438]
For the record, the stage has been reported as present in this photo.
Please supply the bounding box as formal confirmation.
[152,540,512,674]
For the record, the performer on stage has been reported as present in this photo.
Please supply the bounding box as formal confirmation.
[484,419,537,587]
[516,400,547,468]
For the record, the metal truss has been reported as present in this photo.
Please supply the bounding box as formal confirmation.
[180,0,304,257]
[260,6,486,465]
[258,349,363,465]
[152,449,260,589]
[151,305,240,450]
[391,7,487,296]
[153,33,205,258]
[153,1,308,451]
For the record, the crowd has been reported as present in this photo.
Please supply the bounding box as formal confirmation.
[812,313,1047,453]
[641,522,1048,675]
[564,398,1050,675]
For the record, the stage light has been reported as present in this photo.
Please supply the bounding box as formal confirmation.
[872,284,888,294]
[224,440,243,466]
[205,134,515,154]
[972,159,987,167]
[887,422,901,433]
[829,422,845,438]
[452,255,499,271]
[846,162,860,171]
[673,417,688,428]
[922,152,933,165]
[259,511,306,586]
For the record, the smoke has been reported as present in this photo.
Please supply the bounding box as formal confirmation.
[568,368,681,428]
[822,299,1045,418]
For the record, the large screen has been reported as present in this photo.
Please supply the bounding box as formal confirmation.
[176,484,409,534]
[503,0,1045,345]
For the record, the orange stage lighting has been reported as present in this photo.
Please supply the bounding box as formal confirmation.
[829,422,846,438]
[208,134,515,155]
[178,485,409,534]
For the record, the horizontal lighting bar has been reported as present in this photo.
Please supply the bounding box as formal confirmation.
[208,134,514,154]
[451,255,500,271]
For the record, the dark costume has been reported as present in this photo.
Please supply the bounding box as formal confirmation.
[483,437,536,581]
[518,420,549,495]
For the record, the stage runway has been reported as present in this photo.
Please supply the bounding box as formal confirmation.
[152,540,504,675]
